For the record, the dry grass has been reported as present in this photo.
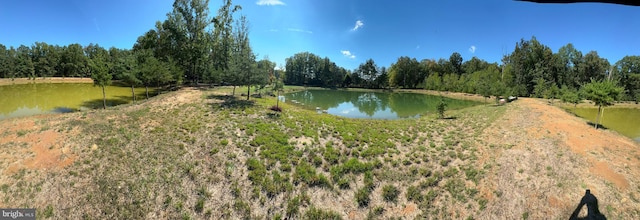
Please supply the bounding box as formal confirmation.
[0,87,638,219]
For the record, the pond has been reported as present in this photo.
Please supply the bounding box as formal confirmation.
[0,83,154,120]
[566,107,640,141]
[282,89,481,119]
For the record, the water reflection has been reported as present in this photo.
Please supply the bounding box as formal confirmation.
[284,89,480,119]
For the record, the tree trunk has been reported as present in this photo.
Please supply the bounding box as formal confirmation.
[131,85,136,104]
[247,85,250,100]
[145,86,149,99]
[276,90,280,109]
[595,105,602,129]
[101,86,107,109]
[232,85,236,96]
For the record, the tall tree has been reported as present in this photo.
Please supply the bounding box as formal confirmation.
[15,45,35,79]
[613,56,640,101]
[356,59,379,88]
[59,44,88,78]
[578,51,609,83]
[228,15,256,98]
[449,52,463,75]
[212,0,241,77]
[581,79,623,129]
[89,55,112,109]
[556,43,583,88]
[167,0,213,84]
[388,56,422,88]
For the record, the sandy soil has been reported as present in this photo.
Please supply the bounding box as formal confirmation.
[0,77,93,86]
[477,98,640,219]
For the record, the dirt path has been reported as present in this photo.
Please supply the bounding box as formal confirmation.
[477,98,640,219]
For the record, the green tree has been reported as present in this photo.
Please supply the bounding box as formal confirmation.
[560,85,582,108]
[273,79,284,109]
[612,55,640,101]
[424,73,443,91]
[59,43,88,78]
[355,59,379,88]
[256,57,275,94]
[436,97,447,119]
[16,45,35,79]
[449,52,463,75]
[581,79,623,129]
[166,0,214,84]
[578,51,609,83]
[389,56,422,88]
[227,15,257,99]
[119,54,141,103]
[89,58,112,109]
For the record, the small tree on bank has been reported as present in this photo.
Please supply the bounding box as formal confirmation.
[581,79,623,129]
[90,59,112,109]
[436,97,447,119]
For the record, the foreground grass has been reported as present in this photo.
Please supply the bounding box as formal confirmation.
[0,87,506,219]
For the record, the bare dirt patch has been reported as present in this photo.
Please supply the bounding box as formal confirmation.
[1,120,74,175]
[477,98,640,219]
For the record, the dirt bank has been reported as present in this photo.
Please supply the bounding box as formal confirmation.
[0,77,93,86]
[477,98,640,219]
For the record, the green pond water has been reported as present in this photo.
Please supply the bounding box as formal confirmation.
[565,107,640,141]
[283,89,481,119]
[0,83,154,120]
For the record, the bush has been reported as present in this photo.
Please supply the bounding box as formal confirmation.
[382,184,400,203]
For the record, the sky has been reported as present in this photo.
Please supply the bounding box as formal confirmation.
[1,0,639,70]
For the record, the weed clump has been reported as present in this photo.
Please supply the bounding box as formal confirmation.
[382,184,400,203]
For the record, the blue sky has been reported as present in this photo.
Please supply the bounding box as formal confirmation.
[1,0,639,70]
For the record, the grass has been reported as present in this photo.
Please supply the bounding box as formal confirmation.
[0,86,508,219]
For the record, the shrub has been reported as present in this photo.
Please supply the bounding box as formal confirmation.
[382,184,400,203]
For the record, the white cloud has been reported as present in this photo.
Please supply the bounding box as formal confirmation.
[287,28,312,34]
[469,45,476,53]
[256,0,285,6]
[351,20,364,31]
[341,50,356,59]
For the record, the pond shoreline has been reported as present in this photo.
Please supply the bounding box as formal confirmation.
[0,77,93,86]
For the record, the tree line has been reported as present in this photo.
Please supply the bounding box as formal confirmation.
[0,0,279,107]
[283,36,639,102]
